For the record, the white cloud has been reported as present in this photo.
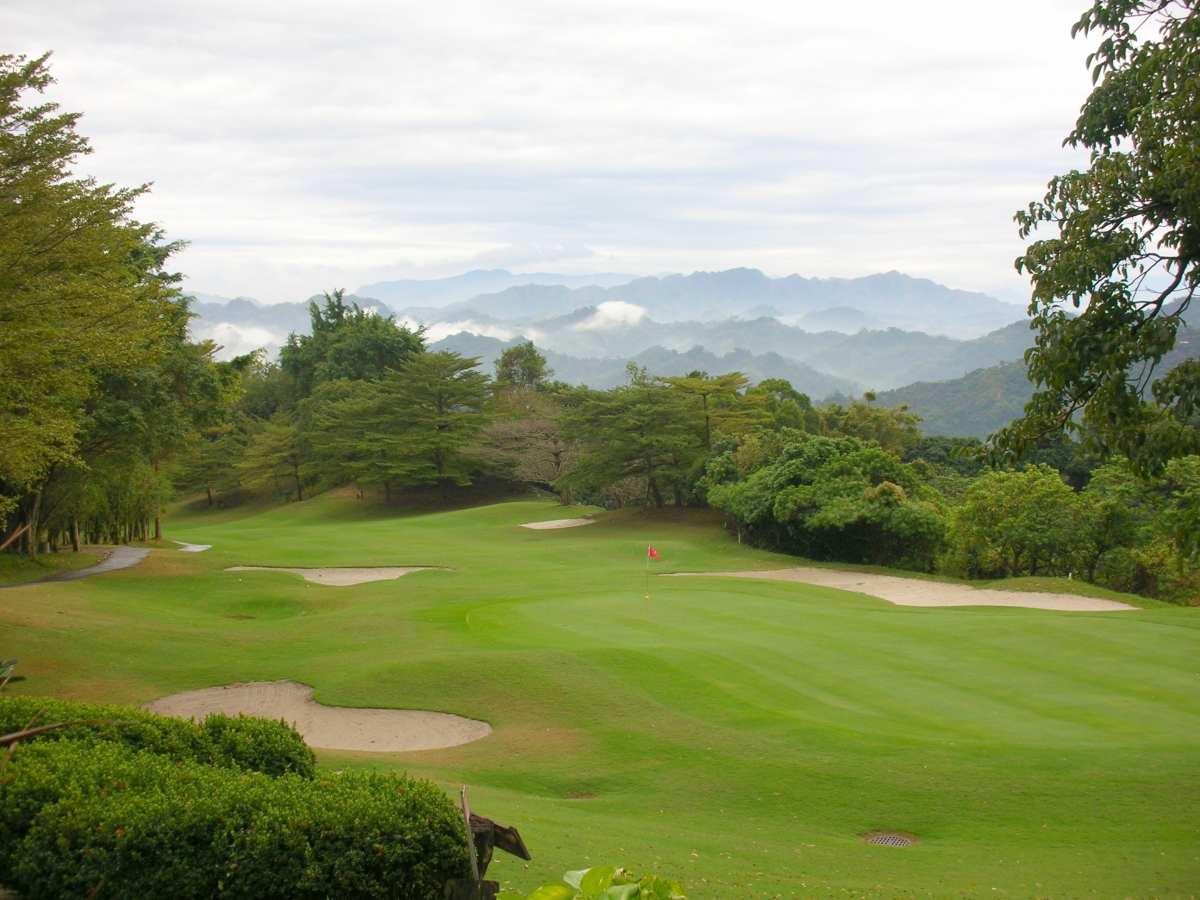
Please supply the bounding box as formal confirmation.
[572,301,647,331]
[399,317,537,344]
[4,0,1095,303]
[190,321,282,360]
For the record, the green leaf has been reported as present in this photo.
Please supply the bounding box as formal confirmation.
[563,870,588,890]
[527,885,577,900]
[596,884,639,900]
[578,866,617,899]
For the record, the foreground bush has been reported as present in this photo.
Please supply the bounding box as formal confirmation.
[0,698,468,899]
[527,866,685,900]
[0,695,316,778]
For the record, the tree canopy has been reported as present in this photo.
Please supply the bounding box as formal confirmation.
[993,1,1200,533]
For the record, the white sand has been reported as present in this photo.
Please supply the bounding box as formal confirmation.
[521,517,595,530]
[146,680,492,752]
[667,567,1137,611]
[174,541,212,552]
[226,566,433,585]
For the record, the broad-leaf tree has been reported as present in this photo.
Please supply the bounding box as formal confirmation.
[992,1,1200,555]
[0,54,182,532]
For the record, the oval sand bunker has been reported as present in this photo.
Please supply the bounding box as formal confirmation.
[226,566,433,585]
[521,517,594,530]
[146,681,491,752]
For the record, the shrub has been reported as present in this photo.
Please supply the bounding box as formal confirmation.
[0,695,315,777]
[527,866,686,900]
[1,739,469,900]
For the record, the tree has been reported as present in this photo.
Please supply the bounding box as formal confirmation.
[944,466,1081,579]
[992,2,1200,553]
[657,371,760,448]
[476,387,576,501]
[746,378,822,433]
[821,395,922,456]
[705,433,945,569]
[379,351,491,493]
[279,289,424,401]
[0,54,182,535]
[557,366,702,507]
[237,416,308,502]
[495,341,553,388]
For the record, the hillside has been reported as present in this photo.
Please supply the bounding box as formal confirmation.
[875,360,1033,438]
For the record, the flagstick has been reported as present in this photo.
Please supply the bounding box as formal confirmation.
[645,551,650,600]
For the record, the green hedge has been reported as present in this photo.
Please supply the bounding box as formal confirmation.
[0,698,470,899]
[0,695,315,778]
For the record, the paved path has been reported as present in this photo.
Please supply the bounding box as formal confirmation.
[666,567,1137,611]
[0,546,150,589]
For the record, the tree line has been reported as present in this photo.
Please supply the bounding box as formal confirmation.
[7,4,1200,608]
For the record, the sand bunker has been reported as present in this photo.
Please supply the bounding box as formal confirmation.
[146,680,491,752]
[667,567,1136,612]
[225,566,433,585]
[521,517,595,530]
[174,541,211,552]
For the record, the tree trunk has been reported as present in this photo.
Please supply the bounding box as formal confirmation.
[650,480,665,509]
[26,491,42,561]
[70,516,80,552]
[153,459,162,540]
[207,487,214,507]
[384,480,391,503]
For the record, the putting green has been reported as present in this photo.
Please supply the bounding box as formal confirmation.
[1,495,1197,900]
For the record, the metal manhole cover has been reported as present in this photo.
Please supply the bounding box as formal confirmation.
[865,833,914,847]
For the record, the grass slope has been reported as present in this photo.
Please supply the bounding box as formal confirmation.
[1,496,1197,900]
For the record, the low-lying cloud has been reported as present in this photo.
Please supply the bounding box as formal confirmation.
[572,301,647,331]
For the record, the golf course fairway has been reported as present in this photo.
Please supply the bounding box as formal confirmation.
[2,495,1197,900]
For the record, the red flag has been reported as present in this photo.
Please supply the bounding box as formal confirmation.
[647,545,660,560]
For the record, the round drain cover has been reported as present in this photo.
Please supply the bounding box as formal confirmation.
[865,833,914,847]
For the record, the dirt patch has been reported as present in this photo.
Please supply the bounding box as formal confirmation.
[225,566,436,586]
[667,568,1137,612]
[521,517,595,530]
[145,680,492,752]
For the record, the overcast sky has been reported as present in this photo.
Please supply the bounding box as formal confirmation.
[6,0,1095,305]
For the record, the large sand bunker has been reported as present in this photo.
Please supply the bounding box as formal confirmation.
[521,517,595,530]
[146,681,491,752]
[225,566,434,585]
[667,568,1137,612]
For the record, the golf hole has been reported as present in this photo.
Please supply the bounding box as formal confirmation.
[863,832,916,847]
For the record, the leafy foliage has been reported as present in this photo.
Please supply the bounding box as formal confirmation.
[992,1,1200,556]
[527,867,685,900]
[1,740,466,900]
[706,432,946,569]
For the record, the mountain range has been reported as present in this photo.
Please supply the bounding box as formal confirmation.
[379,268,1024,339]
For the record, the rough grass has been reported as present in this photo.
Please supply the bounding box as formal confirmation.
[0,496,1197,900]
[0,548,106,587]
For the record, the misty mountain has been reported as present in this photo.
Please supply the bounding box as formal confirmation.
[357,269,638,307]
[407,268,1024,339]
[188,290,1034,391]
[428,333,857,398]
